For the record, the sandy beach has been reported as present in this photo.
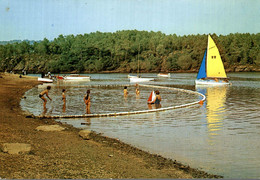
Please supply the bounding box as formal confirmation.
[0,73,222,179]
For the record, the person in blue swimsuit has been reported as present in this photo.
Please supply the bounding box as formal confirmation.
[148,90,161,108]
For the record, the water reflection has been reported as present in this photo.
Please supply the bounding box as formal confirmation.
[197,86,228,137]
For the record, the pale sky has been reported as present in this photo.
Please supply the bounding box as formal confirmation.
[0,0,259,41]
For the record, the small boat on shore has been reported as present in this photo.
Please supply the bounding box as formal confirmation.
[56,75,64,80]
[38,77,53,83]
[157,73,171,77]
[63,74,90,81]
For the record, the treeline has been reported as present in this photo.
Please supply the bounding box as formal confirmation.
[0,30,259,73]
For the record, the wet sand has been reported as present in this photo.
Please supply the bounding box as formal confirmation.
[0,73,222,179]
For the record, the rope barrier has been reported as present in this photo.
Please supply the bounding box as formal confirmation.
[37,84,206,119]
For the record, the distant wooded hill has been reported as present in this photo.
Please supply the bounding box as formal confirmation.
[0,40,39,45]
[0,30,259,73]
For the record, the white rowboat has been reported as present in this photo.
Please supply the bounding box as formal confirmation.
[38,77,53,83]
[129,76,154,83]
[157,73,171,77]
[63,74,90,81]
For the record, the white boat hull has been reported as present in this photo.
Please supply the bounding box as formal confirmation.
[157,73,170,77]
[130,77,154,82]
[128,75,138,78]
[63,77,90,81]
[195,79,230,85]
[38,77,53,83]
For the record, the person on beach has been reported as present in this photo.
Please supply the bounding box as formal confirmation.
[84,89,91,114]
[39,86,52,109]
[124,86,128,96]
[148,90,161,108]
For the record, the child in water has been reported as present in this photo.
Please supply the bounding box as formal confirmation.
[39,86,52,109]
[136,87,140,95]
[62,89,66,103]
[135,84,140,95]
[62,89,66,112]
[124,86,128,96]
[84,90,91,114]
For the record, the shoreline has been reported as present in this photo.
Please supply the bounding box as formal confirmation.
[0,73,222,179]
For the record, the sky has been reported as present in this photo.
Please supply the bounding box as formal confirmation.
[0,0,259,41]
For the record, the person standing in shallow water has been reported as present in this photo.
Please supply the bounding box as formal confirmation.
[62,89,66,112]
[135,84,140,96]
[39,86,52,109]
[124,86,128,96]
[148,90,161,109]
[84,90,91,114]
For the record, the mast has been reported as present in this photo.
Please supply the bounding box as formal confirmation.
[137,43,140,76]
[206,35,210,77]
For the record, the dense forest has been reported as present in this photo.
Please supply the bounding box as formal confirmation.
[0,30,259,73]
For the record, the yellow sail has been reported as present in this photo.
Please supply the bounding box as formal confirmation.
[206,35,227,78]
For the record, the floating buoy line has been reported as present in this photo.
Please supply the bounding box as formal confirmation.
[36,84,206,119]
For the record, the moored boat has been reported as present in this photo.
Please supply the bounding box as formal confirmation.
[128,74,138,78]
[38,77,53,83]
[63,74,90,81]
[129,43,154,83]
[129,76,154,83]
[157,73,171,77]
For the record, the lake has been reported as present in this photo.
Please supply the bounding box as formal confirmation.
[21,72,260,178]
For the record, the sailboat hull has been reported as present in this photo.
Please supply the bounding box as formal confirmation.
[157,73,171,77]
[129,77,154,82]
[195,79,230,85]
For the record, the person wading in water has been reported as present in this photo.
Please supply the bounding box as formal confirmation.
[148,90,161,109]
[84,89,91,114]
[39,86,52,109]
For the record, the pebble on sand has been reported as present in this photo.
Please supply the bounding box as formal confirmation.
[36,125,65,132]
[1,143,32,155]
[79,130,92,140]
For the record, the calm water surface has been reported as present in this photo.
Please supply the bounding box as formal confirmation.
[21,72,260,178]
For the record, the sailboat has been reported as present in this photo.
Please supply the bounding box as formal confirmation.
[147,91,156,103]
[195,35,230,85]
[129,44,154,83]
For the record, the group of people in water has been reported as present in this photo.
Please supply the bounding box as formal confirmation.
[39,84,161,114]
[124,84,162,109]
[39,86,91,114]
